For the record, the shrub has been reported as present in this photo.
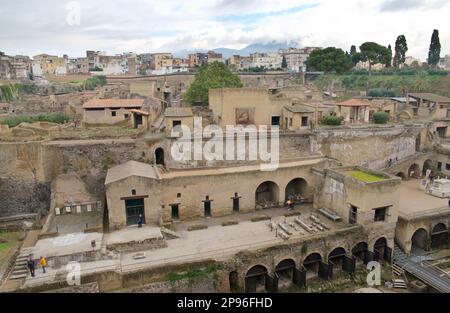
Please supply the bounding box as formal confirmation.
[321,115,344,126]
[373,111,389,124]
[1,113,73,128]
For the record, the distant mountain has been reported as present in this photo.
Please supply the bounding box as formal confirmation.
[173,40,300,59]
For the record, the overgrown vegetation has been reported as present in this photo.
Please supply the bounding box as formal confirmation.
[167,264,221,284]
[82,75,107,91]
[0,83,38,102]
[373,111,390,124]
[0,113,73,127]
[315,70,449,97]
[320,115,344,126]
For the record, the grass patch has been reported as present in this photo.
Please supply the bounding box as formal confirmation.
[167,264,220,284]
[347,170,386,183]
[0,241,13,251]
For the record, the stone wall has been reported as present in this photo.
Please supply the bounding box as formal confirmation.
[311,126,419,170]
[0,177,50,217]
[0,139,147,217]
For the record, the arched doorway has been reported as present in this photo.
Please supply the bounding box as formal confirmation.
[245,265,268,293]
[422,159,434,177]
[411,228,428,253]
[408,164,421,179]
[284,178,308,202]
[229,271,239,292]
[275,259,296,287]
[396,172,406,180]
[431,223,448,249]
[303,253,322,280]
[255,181,279,208]
[373,237,388,260]
[352,242,368,263]
[155,148,165,166]
[328,247,346,271]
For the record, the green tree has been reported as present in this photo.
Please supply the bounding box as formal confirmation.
[356,42,392,76]
[281,56,288,69]
[306,47,352,74]
[427,29,441,66]
[184,61,243,105]
[393,35,408,68]
[385,44,393,68]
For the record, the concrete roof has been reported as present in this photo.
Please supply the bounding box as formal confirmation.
[83,98,145,109]
[408,93,450,103]
[337,99,371,107]
[391,97,417,103]
[283,105,314,113]
[105,160,159,185]
[164,107,194,117]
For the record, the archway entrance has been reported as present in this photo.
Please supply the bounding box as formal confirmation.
[275,259,296,288]
[303,253,322,280]
[431,223,448,249]
[352,242,368,264]
[285,178,308,202]
[155,148,165,166]
[328,247,346,272]
[373,237,388,261]
[396,172,406,180]
[255,181,279,209]
[245,265,268,293]
[229,271,239,292]
[408,164,421,179]
[422,159,434,177]
[411,228,428,254]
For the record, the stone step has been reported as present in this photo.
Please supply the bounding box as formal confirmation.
[12,268,28,275]
[15,260,27,266]
[10,273,27,280]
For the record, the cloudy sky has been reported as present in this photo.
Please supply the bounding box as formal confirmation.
[0,0,449,60]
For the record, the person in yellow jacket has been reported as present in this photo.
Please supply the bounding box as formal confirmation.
[39,256,47,274]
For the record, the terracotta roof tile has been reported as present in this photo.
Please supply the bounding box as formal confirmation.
[337,99,371,107]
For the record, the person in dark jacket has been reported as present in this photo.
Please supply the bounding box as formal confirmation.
[137,214,143,228]
[27,258,35,277]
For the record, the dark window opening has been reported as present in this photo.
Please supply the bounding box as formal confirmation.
[172,120,181,128]
[124,114,129,119]
[301,116,308,127]
[111,111,117,117]
[131,189,136,195]
[374,207,388,222]
[271,116,280,126]
[349,205,357,224]
[177,193,181,198]
[171,204,179,220]
[204,200,211,217]
[437,162,442,171]
[446,163,450,171]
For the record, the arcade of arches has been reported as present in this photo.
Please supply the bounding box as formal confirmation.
[238,237,392,293]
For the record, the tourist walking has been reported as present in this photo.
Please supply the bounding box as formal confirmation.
[39,256,47,274]
[27,258,35,277]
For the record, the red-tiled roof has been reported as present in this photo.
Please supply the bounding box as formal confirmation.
[83,98,144,109]
[130,109,149,116]
[337,99,371,107]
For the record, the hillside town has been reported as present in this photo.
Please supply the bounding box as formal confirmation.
[1,1,450,300]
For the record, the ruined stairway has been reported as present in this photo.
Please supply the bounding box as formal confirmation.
[9,247,33,280]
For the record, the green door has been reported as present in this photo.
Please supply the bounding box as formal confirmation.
[125,199,145,226]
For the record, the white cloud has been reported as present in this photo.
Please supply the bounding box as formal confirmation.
[0,0,448,60]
